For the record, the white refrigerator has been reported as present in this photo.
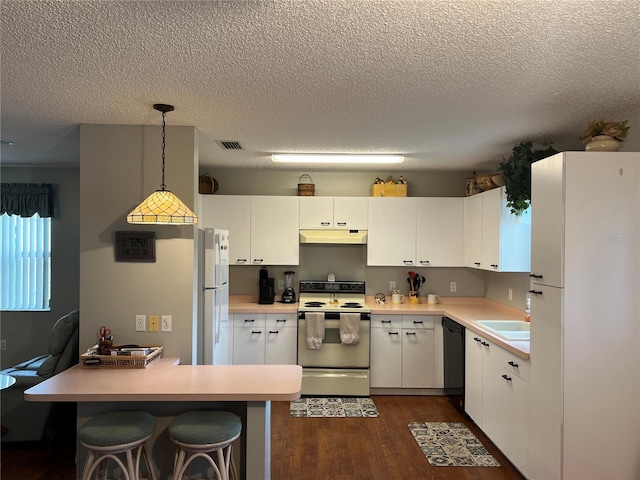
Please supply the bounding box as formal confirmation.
[198,228,231,365]
[528,151,639,479]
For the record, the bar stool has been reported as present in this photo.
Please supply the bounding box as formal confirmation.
[169,410,241,480]
[78,410,157,480]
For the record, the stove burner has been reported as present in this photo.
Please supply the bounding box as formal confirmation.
[304,301,326,307]
[341,302,363,308]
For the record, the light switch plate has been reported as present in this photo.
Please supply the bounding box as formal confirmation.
[161,315,172,332]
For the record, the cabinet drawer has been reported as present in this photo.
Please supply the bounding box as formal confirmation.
[402,315,435,329]
[265,313,297,329]
[501,352,529,382]
[371,315,402,329]
[233,314,266,328]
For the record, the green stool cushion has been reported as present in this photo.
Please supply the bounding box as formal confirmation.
[169,411,241,445]
[79,411,156,447]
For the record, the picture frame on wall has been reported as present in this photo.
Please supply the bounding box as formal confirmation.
[115,231,156,262]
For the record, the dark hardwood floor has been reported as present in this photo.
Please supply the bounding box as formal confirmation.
[1,396,525,480]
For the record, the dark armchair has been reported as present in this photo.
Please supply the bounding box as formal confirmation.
[1,309,79,443]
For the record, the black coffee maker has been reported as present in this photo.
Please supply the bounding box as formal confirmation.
[258,266,275,304]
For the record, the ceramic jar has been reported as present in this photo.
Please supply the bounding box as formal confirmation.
[585,135,621,152]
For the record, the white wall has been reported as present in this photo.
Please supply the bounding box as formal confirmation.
[79,124,197,363]
[0,167,80,368]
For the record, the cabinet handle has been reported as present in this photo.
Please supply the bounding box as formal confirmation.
[381,320,392,324]
[336,222,347,226]
[529,289,543,295]
[473,337,482,343]
[251,330,262,335]
[406,332,417,336]
[474,262,481,266]
[413,320,423,324]
[268,330,279,334]
[508,361,519,368]
[320,222,331,226]
[388,331,399,335]
[276,319,286,323]
[253,258,264,263]
[403,260,414,265]
[490,264,498,269]
[501,374,512,382]
[420,260,430,265]
[529,273,543,279]
[481,341,490,347]
[244,319,255,323]
[237,258,247,263]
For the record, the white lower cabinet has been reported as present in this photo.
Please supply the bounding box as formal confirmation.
[465,331,529,476]
[371,315,436,389]
[233,313,297,365]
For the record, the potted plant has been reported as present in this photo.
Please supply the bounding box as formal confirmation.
[498,141,558,215]
[579,119,630,151]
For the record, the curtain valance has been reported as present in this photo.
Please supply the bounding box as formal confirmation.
[1,183,54,218]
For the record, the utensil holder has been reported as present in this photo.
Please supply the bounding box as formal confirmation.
[409,291,420,304]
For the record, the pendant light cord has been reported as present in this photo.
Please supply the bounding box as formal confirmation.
[160,111,167,191]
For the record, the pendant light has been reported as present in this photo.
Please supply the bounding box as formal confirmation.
[127,104,198,225]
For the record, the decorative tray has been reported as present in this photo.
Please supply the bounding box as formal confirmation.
[80,346,163,368]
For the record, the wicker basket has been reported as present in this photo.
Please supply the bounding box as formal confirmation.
[198,173,219,194]
[297,174,315,196]
[80,346,163,368]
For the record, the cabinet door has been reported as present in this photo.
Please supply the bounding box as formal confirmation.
[299,197,334,229]
[464,332,485,426]
[481,187,502,270]
[416,197,464,267]
[334,197,368,229]
[370,322,402,388]
[402,328,434,388]
[250,196,299,265]
[531,153,564,287]
[233,327,265,364]
[367,197,417,266]
[265,327,297,365]
[463,194,483,268]
[202,195,251,265]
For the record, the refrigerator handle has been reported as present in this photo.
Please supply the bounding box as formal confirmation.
[203,286,221,291]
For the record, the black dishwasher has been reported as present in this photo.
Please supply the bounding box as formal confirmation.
[442,317,465,412]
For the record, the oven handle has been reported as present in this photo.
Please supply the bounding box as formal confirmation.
[298,312,370,320]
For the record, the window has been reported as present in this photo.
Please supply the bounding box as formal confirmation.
[1,183,53,311]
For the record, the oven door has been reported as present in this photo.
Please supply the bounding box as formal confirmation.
[297,317,370,368]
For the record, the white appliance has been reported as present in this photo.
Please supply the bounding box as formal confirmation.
[297,280,371,396]
[198,228,231,365]
[528,152,639,479]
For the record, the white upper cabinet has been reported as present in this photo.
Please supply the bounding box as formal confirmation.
[464,187,531,272]
[367,197,417,266]
[416,197,464,267]
[299,196,367,229]
[202,195,251,265]
[250,196,299,265]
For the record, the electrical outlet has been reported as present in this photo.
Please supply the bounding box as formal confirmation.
[148,315,159,332]
[450,282,457,293]
[161,315,172,332]
[1,340,6,351]
[389,281,396,291]
[508,288,513,301]
[135,315,146,332]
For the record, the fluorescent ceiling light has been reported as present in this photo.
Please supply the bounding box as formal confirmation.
[272,154,404,164]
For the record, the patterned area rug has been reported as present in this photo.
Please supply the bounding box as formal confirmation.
[290,397,379,417]
[409,422,500,467]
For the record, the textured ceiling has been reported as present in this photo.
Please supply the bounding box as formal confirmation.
[1,0,639,172]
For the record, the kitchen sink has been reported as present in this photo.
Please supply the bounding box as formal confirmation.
[475,320,530,341]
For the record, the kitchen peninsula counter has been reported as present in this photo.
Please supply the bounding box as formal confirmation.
[26,359,302,479]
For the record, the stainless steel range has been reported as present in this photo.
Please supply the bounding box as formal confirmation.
[297,280,371,396]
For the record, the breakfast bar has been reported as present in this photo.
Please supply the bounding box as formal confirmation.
[25,359,303,480]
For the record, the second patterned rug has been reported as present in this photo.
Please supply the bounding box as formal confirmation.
[290,397,379,417]
[409,421,500,467]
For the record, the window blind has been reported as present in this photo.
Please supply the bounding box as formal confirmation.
[1,213,51,310]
